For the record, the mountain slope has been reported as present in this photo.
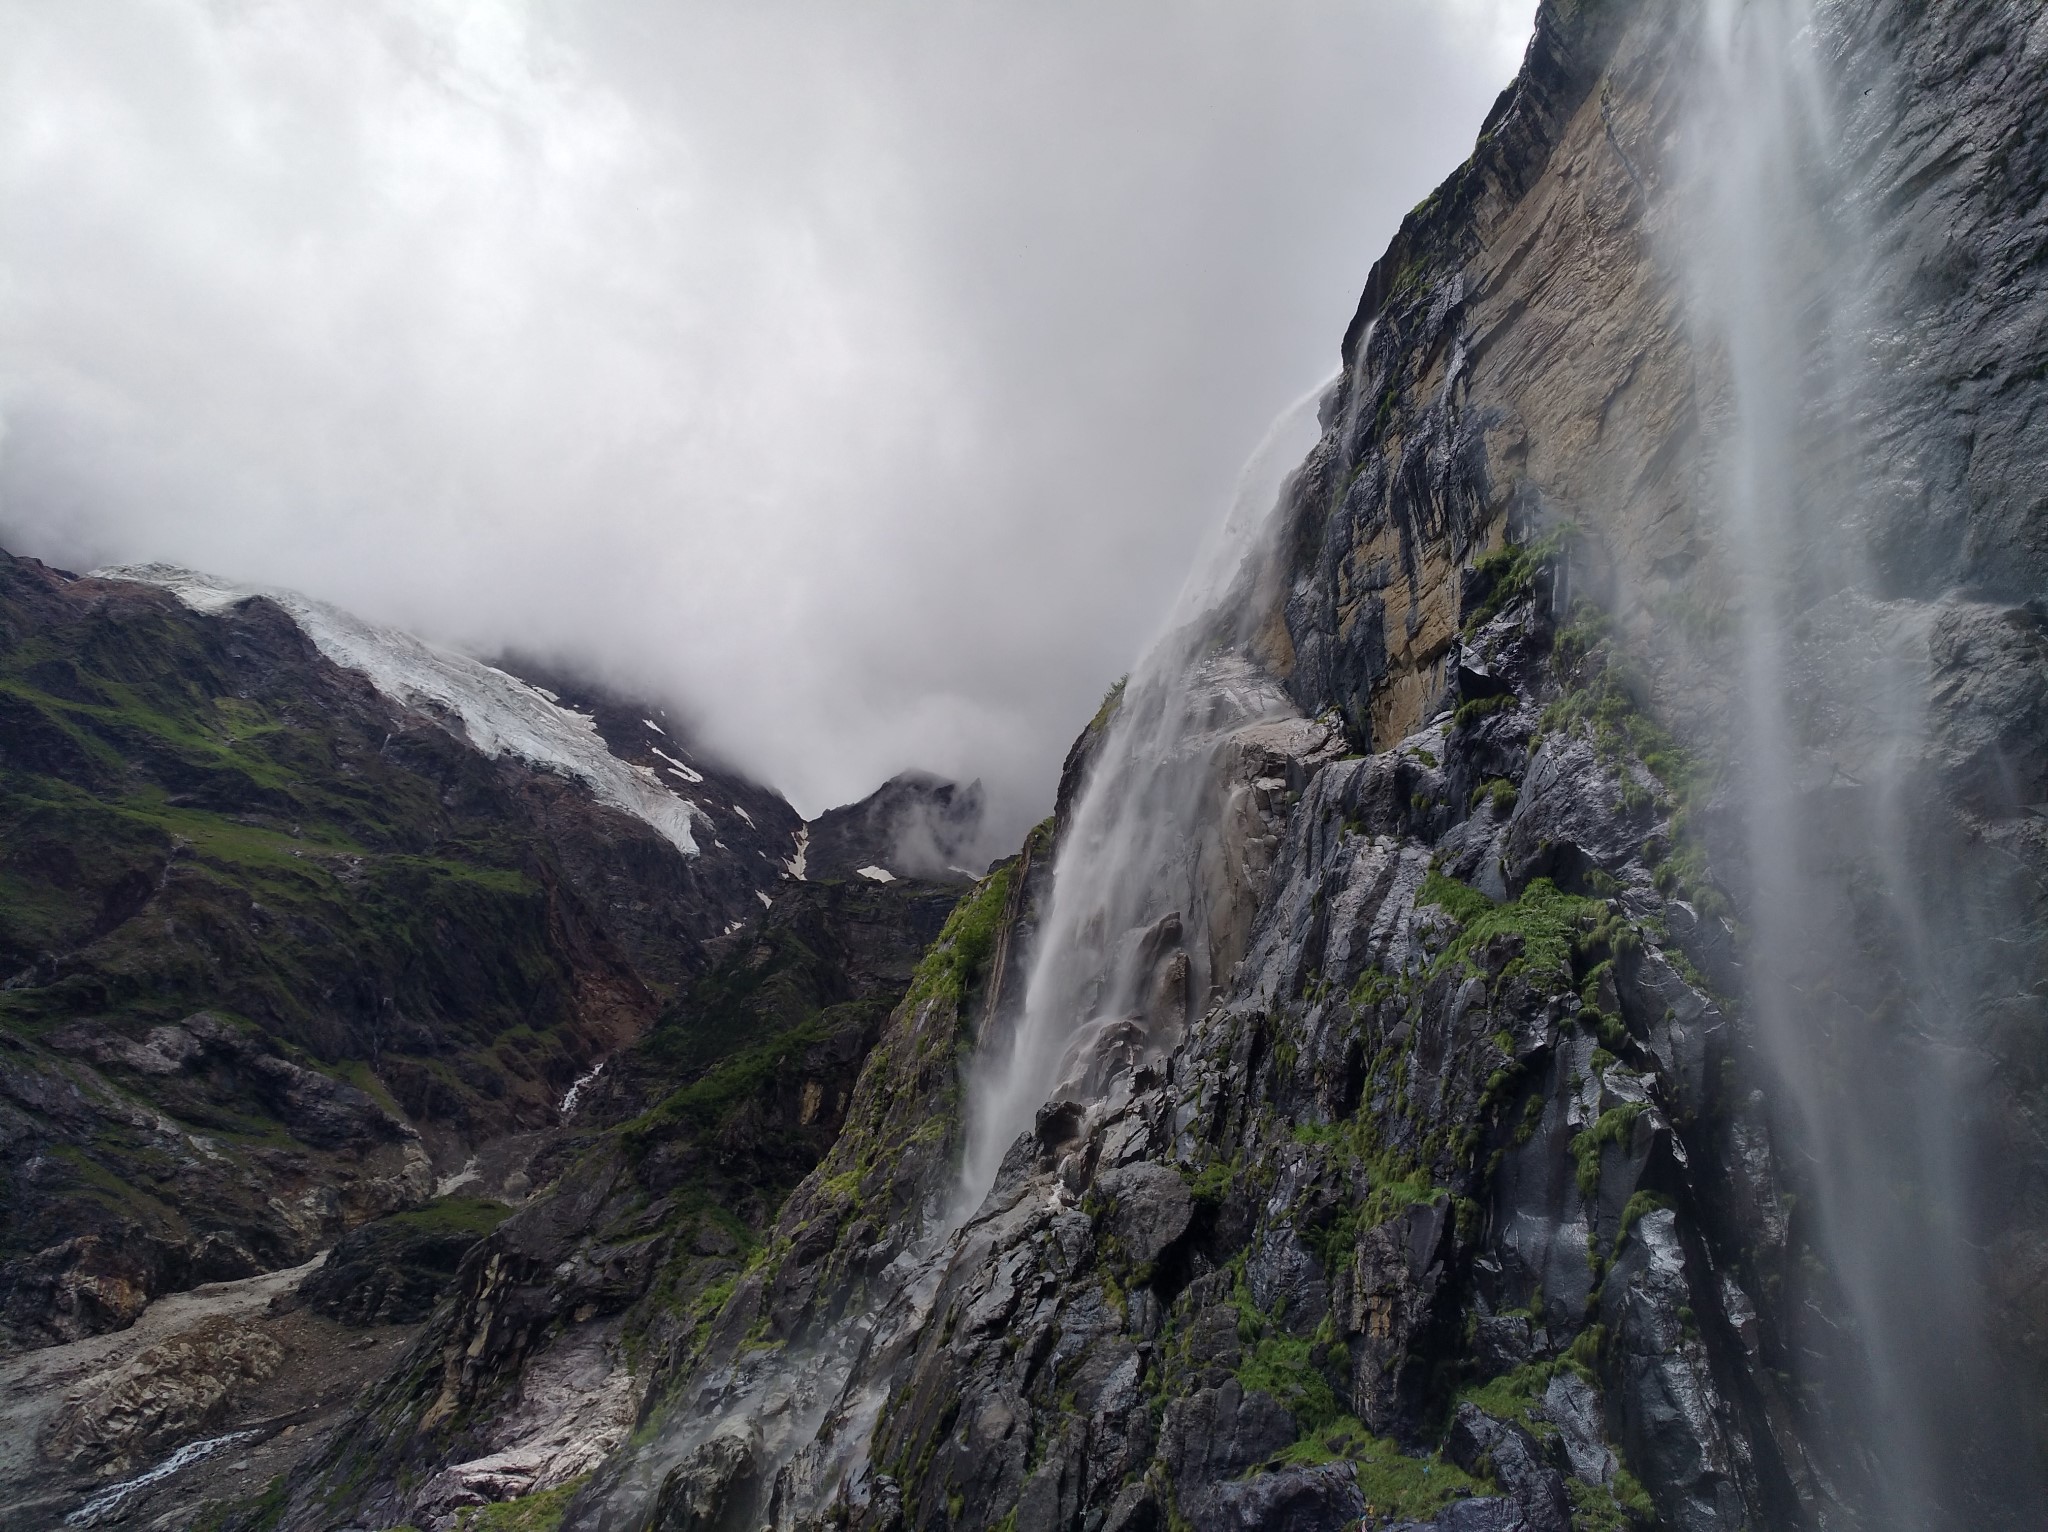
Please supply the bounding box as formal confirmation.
[1,551,842,1353]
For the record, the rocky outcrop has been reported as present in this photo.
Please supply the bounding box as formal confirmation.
[747,572,1775,1532]
[0,1253,423,1532]
[290,1197,511,1327]
[1277,0,2048,1518]
[39,1313,287,1477]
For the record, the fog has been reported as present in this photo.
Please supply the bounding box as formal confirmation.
[0,0,1537,829]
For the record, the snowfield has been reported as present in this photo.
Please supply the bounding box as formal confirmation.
[100,564,705,857]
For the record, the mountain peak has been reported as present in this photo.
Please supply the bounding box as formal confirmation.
[804,770,990,884]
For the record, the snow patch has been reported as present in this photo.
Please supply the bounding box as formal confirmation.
[642,718,665,736]
[650,745,703,783]
[733,804,755,827]
[856,865,897,884]
[756,890,774,909]
[104,565,704,857]
[437,1155,482,1197]
[787,824,810,880]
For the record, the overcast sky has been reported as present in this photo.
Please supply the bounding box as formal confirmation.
[0,0,1537,830]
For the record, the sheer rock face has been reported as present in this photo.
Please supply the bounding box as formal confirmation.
[1278,0,2048,1519]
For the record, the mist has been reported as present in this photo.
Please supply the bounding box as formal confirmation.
[0,0,1537,829]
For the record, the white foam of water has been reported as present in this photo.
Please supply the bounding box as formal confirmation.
[559,1057,606,1120]
[98,564,704,857]
[66,1429,260,1525]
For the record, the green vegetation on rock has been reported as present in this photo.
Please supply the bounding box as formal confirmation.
[1463,528,1570,634]
[903,864,1013,1013]
[453,1476,586,1531]
[1418,872,1606,989]
[379,1196,512,1239]
[1572,1104,1648,1200]
[1268,1417,1488,1520]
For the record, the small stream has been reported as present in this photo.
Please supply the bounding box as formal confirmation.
[64,1429,260,1527]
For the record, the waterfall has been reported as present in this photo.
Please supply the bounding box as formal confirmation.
[953,374,1334,1217]
[1681,2,2042,1523]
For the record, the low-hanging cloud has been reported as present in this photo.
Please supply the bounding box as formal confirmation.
[0,0,1537,834]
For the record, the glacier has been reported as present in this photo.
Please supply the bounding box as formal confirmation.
[97,563,705,857]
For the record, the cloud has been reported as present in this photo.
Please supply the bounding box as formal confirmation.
[0,0,1537,833]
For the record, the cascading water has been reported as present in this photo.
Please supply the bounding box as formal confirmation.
[1681,1,2044,1523]
[953,374,1335,1217]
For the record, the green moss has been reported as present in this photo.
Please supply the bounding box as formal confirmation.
[1417,868,1497,927]
[1571,1105,1648,1200]
[1569,1473,1657,1530]
[902,866,1014,1013]
[1235,1330,1342,1430]
[1459,1352,1595,1439]
[1090,676,1129,733]
[1452,692,1515,730]
[1543,600,1728,925]
[625,1000,875,1144]
[1464,528,1569,634]
[1268,1417,1488,1519]
[1228,1260,1343,1431]
[1420,874,1606,989]
[1294,1113,1447,1269]
[1185,1158,1235,1209]
[1618,1190,1673,1242]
